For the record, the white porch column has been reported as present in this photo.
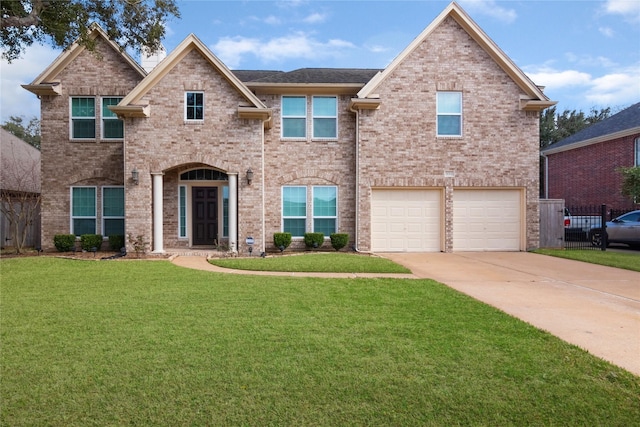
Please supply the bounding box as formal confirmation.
[151,172,164,253]
[228,173,238,253]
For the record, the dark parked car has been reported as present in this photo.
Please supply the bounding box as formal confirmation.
[590,210,640,248]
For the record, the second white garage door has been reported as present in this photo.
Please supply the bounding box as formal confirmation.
[371,189,441,252]
[453,189,522,251]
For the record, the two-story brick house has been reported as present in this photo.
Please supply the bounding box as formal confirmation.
[542,102,640,210]
[24,2,555,254]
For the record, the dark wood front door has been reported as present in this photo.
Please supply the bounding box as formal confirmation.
[192,187,218,245]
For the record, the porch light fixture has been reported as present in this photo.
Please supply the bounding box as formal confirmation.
[131,168,139,185]
[246,168,254,185]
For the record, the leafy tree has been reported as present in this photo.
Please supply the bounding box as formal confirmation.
[1,0,180,62]
[539,107,611,149]
[2,116,40,149]
[618,166,640,204]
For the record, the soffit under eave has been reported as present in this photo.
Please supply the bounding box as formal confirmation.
[26,24,145,90]
[118,34,267,111]
[357,2,551,104]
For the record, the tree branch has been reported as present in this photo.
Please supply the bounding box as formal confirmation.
[0,0,48,29]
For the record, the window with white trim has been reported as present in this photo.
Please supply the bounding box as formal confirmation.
[185,92,204,121]
[282,186,307,236]
[71,97,96,139]
[71,186,96,235]
[102,97,124,139]
[437,92,462,137]
[282,185,338,236]
[312,96,337,139]
[313,186,337,235]
[102,187,124,237]
[635,137,639,166]
[282,96,307,138]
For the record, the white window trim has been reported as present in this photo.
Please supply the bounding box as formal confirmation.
[312,96,338,140]
[102,186,125,237]
[70,96,96,140]
[184,91,204,122]
[282,185,307,237]
[178,185,187,238]
[101,97,124,140]
[436,91,463,137]
[312,185,338,236]
[70,186,97,235]
[281,95,307,140]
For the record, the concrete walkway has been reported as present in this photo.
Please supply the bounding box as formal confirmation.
[171,252,640,376]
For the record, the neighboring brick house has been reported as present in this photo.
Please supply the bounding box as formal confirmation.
[0,128,41,249]
[24,2,554,254]
[542,102,640,210]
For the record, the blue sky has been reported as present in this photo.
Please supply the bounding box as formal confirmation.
[1,0,639,124]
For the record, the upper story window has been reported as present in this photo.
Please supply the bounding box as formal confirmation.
[282,96,307,138]
[437,92,462,137]
[71,97,96,139]
[635,137,639,166]
[312,96,337,139]
[185,92,204,121]
[102,97,124,139]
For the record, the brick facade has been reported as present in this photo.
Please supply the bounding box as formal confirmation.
[28,4,550,253]
[547,134,638,210]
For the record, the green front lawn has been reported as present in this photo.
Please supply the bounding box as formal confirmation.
[534,248,640,272]
[1,258,638,426]
[210,252,411,273]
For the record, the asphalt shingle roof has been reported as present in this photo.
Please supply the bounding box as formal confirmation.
[233,68,382,84]
[544,102,640,152]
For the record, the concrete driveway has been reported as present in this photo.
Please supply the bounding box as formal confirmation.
[380,252,640,376]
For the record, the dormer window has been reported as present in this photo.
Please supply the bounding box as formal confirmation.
[185,92,204,121]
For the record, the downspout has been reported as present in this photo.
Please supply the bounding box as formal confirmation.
[349,103,361,252]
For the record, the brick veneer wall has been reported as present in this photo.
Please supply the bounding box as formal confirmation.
[38,38,143,250]
[123,49,265,253]
[356,16,541,251]
[547,134,638,210]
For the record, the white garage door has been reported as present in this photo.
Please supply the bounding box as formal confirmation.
[453,189,522,251]
[371,189,441,252]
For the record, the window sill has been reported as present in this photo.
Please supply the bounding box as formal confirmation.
[184,120,204,125]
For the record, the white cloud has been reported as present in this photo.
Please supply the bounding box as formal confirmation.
[525,63,640,109]
[564,53,617,68]
[1,44,61,123]
[604,0,640,22]
[585,66,640,106]
[598,26,615,38]
[264,15,281,25]
[211,32,355,68]
[525,68,592,89]
[303,13,327,24]
[458,0,517,24]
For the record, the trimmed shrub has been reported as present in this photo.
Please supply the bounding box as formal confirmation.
[304,232,324,249]
[108,235,125,252]
[273,232,292,252]
[80,234,103,251]
[53,234,76,252]
[330,233,349,251]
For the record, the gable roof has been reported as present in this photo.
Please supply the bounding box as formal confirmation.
[239,68,382,95]
[354,2,556,112]
[111,34,271,126]
[0,129,41,193]
[22,24,146,97]
[542,102,640,155]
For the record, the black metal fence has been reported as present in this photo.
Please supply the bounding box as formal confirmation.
[564,204,607,250]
